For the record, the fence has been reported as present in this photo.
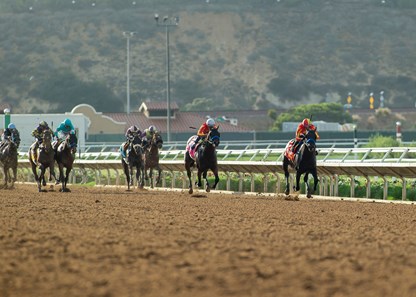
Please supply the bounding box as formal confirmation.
[9,147,416,201]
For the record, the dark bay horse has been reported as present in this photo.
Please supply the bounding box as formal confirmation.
[55,133,78,192]
[185,126,220,194]
[121,134,144,190]
[0,131,20,189]
[143,132,163,188]
[283,129,319,198]
[29,130,57,192]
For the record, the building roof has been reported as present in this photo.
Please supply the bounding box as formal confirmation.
[104,111,251,133]
[138,101,180,112]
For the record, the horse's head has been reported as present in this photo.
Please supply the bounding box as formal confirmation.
[152,132,163,149]
[42,130,53,151]
[206,126,221,148]
[66,133,78,154]
[304,129,318,152]
[132,143,143,156]
[43,130,52,141]
[10,130,20,147]
[131,133,142,145]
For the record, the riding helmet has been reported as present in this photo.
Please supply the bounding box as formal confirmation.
[206,118,215,127]
[149,125,156,132]
[64,118,72,127]
[302,118,310,128]
[40,121,48,127]
[8,123,16,129]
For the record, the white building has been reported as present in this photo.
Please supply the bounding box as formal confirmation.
[282,121,343,132]
[0,113,89,150]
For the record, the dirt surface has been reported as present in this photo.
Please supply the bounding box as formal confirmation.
[1,184,416,297]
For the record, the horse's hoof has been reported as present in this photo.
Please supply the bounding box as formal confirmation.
[206,186,211,193]
[285,190,289,195]
[188,188,193,194]
[42,181,47,186]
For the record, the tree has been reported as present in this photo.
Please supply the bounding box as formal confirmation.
[30,69,123,112]
[271,102,353,131]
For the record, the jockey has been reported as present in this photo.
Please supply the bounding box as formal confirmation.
[125,125,141,143]
[1,123,20,149]
[142,125,158,149]
[122,125,141,157]
[191,118,216,150]
[32,121,53,147]
[31,121,53,159]
[54,118,75,144]
[292,118,319,154]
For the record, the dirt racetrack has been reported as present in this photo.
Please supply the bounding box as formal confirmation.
[1,184,416,297]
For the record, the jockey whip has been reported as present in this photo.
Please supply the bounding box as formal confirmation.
[189,126,197,130]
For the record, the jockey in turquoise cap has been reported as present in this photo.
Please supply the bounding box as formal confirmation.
[55,118,75,140]
[53,119,75,151]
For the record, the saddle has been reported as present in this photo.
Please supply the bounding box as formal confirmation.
[285,139,304,169]
[187,136,203,160]
[120,141,132,160]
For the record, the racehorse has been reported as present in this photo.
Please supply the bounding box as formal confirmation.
[55,133,78,192]
[185,126,220,194]
[0,130,20,189]
[283,129,319,198]
[29,130,57,192]
[143,131,163,188]
[121,134,144,190]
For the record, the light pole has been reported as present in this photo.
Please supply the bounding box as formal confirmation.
[154,14,179,143]
[123,31,136,114]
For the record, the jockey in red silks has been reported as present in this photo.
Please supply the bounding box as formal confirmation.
[191,118,216,150]
[292,118,319,153]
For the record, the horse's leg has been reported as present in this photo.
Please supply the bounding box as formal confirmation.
[211,167,219,190]
[2,166,8,189]
[156,165,162,185]
[58,163,64,191]
[149,168,154,188]
[294,170,302,192]
[304,172,312,198]
[144,161,149,180]
[311,168,319,197]
[135,165,140,189]
[10,164,17,189]
[185,154,193,194]
[65,167,72,192]
[129,165,134,187]
[197,169,203,188]
[122,161,130,191]
[31,163,42,192]
[202,170,210,192]
[39,166,47,192]
[283,158,290,195]
[139,160,145,188]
